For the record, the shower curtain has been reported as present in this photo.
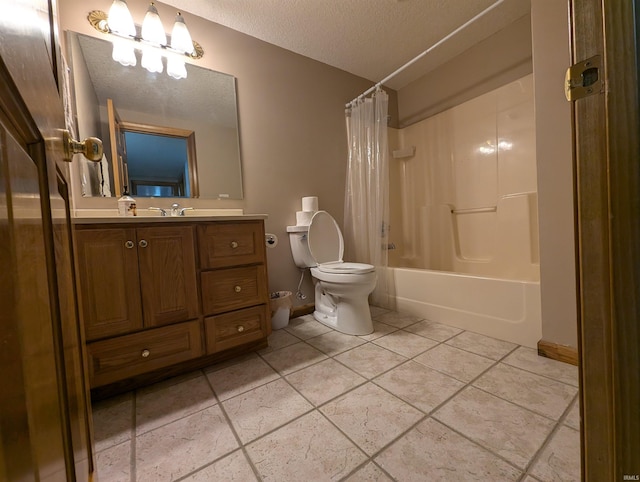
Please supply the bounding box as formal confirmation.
[344,88,392,308]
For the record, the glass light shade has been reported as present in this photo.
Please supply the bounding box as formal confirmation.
[141,48,163,73]
[107,0,135,37]
[167,57,187,80]
[170,13,194,54]
[141,2,166,45]
[112,39,136,66]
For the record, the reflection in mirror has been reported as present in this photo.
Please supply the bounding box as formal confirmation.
[67,31,243,199]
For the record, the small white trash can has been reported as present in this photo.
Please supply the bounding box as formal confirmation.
[270,291,293,330]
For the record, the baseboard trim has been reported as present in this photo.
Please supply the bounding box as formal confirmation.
[291,303,315,318]
[537,340,579,366]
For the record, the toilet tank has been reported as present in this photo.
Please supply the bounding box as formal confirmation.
[287,225,316,268]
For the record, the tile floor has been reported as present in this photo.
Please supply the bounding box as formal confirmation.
[92,307,581,481]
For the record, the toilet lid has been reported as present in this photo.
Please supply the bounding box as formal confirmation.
[308,211,375,274]
[308,211,344,265]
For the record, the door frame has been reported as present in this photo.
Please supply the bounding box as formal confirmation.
[570,0,640,479]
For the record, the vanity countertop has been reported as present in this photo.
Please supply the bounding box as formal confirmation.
[71,209,267,224]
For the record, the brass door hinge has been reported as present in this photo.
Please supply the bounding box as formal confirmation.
[565,55,602,101]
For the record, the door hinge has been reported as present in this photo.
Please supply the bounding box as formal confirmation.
[565,55,602,101]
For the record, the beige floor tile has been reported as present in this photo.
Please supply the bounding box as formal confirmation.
[522,476,542,482]
[446,331,517,360]
[374,360,464,413]
[320,382,423,455]
[205,356,280,401]
[530,426,581,482]
[135,404,238,482]
[357,321,399,341]
[222,378,313,443]
[285,358,366,406]
[335,343,407,379]
[369,306,391,318]
[343,462,393,481]
[136,374,217,435]
[375,418,522,481]
[204,352,259,373]
[182,449,258,481]
[284,315,332,339]
[434,386,555,469]
[260,341,328,375]
[373,311,423,328]
[95,440,131,482]
[246,411,366,480]
[502,347,579,387]
[305,330,366,356]
[473,363,577,420]
[404,320,463,341]
[257,329,300,354]
[92,393,133,452]
[413,343,495,382]
[563,398,580,430]
[372,330,438,357]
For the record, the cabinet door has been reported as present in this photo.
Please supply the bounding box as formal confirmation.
[76,228,143,340]
[137,226,199,327]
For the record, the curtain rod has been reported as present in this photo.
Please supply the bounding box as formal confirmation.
[346,0,505,107]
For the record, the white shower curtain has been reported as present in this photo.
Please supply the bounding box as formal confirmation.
[344,88,392,308]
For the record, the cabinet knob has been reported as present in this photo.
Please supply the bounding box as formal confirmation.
[139,239,148,248]
[125,240,135,249]
[234,285,242,293]
[141,349,150,358]
[230,241,238,249]
[237,325,245,333]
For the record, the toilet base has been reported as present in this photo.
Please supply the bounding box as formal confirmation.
[313,297,373,336]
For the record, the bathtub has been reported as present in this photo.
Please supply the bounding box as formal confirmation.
[389,267,542,348]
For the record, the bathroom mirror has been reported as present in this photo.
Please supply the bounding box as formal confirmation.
[67,31,243,199]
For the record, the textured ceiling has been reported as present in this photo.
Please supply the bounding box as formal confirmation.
[160,0,531,90]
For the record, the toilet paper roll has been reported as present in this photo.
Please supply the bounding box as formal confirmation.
[302,196,318,212]
[296,210,314,226]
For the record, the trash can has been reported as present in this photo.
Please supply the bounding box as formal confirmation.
[270,291,293,330]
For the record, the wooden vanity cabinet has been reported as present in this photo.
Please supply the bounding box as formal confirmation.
[75,225,198,340]
[74,219,271,393]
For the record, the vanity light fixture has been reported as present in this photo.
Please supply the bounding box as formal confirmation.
[88,1,203,79]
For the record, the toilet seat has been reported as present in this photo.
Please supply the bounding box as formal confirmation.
[308,211,375,275]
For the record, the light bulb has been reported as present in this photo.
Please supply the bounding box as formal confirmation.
[170,13,194,54]
[112,39,136,66]
[107,0,135,37]
[141,2,166,45]
[141,48,163,73]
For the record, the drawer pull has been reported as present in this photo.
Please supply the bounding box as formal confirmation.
[234,285,242,293]
[139,239,148,248]
[237,325,245,333]
[230,241,239,249]
[125,240,135,249]
[141,349,150,358]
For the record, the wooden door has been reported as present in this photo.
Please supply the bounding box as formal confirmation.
[0,1,94,480]
[75,227,143,340]
[137,225,199,327]
[570,0,640,479]
[107,98,127,196]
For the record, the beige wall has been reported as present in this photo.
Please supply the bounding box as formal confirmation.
[59,0,382,304]
[531,0,577,348]
[397,14,533,128]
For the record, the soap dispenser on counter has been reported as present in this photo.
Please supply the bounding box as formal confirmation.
[118,187,137,216]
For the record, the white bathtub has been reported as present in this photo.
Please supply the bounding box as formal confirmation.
[389,267,542,348]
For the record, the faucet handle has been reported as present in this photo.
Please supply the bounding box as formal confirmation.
[178,207,194,216]
[148,207,167,216]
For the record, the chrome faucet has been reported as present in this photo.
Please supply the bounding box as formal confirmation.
[148,204,194,217]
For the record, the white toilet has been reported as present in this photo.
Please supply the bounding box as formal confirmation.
[287,210,376,335]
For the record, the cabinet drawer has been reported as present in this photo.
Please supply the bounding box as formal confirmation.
[87,320,203,387]
[198,221,265,269]
[205,305,269,353]
[201,265,268,315]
